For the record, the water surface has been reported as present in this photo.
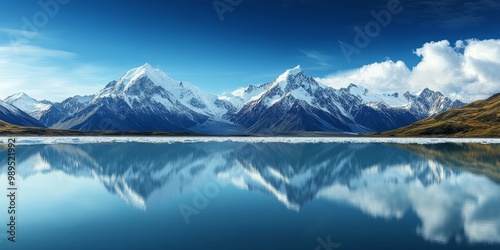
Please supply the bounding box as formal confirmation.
[1,142,499,249]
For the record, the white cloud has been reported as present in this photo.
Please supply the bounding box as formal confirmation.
[318,167,500,244]
[409,40,467,94]
[316,39,500,102]
[0,44,76,59]
[316,60,411,94]
[0,43,114,102]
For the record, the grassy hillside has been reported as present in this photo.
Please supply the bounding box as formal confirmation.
[0,120,201,136]
[380,93,500,137]
[0,120,76,135]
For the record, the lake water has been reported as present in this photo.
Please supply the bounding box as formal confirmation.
[1,141,500,249]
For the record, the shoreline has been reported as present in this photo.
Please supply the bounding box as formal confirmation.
[1,136,500,145]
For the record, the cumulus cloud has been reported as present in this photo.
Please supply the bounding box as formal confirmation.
[316,39,500,102]
[316,60,411,94]
[318,169,500,244]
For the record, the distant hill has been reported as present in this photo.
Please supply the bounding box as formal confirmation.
[0,120,56,135]
[0,120,201,136]
[380,93,500,137]
[0,120,101,135]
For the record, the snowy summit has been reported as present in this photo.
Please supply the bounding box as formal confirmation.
[3,64,465,134]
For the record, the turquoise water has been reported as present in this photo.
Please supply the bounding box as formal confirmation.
[1,142,499,249]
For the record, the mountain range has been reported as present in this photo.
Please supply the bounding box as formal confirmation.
[382,93,500,137]
[1,64,466,134]
[0,98,44,127]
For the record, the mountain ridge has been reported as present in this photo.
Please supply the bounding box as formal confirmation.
[0,99,45,127]
[380,93,500,137]
[2,64,467,134]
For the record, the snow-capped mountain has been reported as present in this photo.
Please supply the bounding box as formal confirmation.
[40,64,238,132]
[4,92,53,119]
[227,66,464,133]
[404,88,466,119]
[0,99,45,127]
[229,66,367,133]
[96,64,232,119]
[341,84,465,118]
[338,84,466,132]
[7,64,464,134]
[340,84,410,107]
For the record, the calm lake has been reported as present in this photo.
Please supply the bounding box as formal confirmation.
[1,141,500,249]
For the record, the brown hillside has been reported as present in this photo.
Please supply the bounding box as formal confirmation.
[380,93,500,137]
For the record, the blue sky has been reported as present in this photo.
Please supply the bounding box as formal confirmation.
[1,0,500,101]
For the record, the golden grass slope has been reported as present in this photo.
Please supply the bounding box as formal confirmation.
[0,120,202,136]
[380,93,500,137]
[0,120,86,135]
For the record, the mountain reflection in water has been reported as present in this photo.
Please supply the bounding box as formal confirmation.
[3,142,500,247]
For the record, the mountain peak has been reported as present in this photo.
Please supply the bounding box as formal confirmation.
[3,92,52,120]
[276,65,303,82]
[286,65,302,76]
[288,65,302,74]
[418,88,445,100]
[127,63,164,81]
[115,64,176,93]
[344,83,369,96]
[419,88,435,96]
[140,63,153,69]
[6,92,33,101]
